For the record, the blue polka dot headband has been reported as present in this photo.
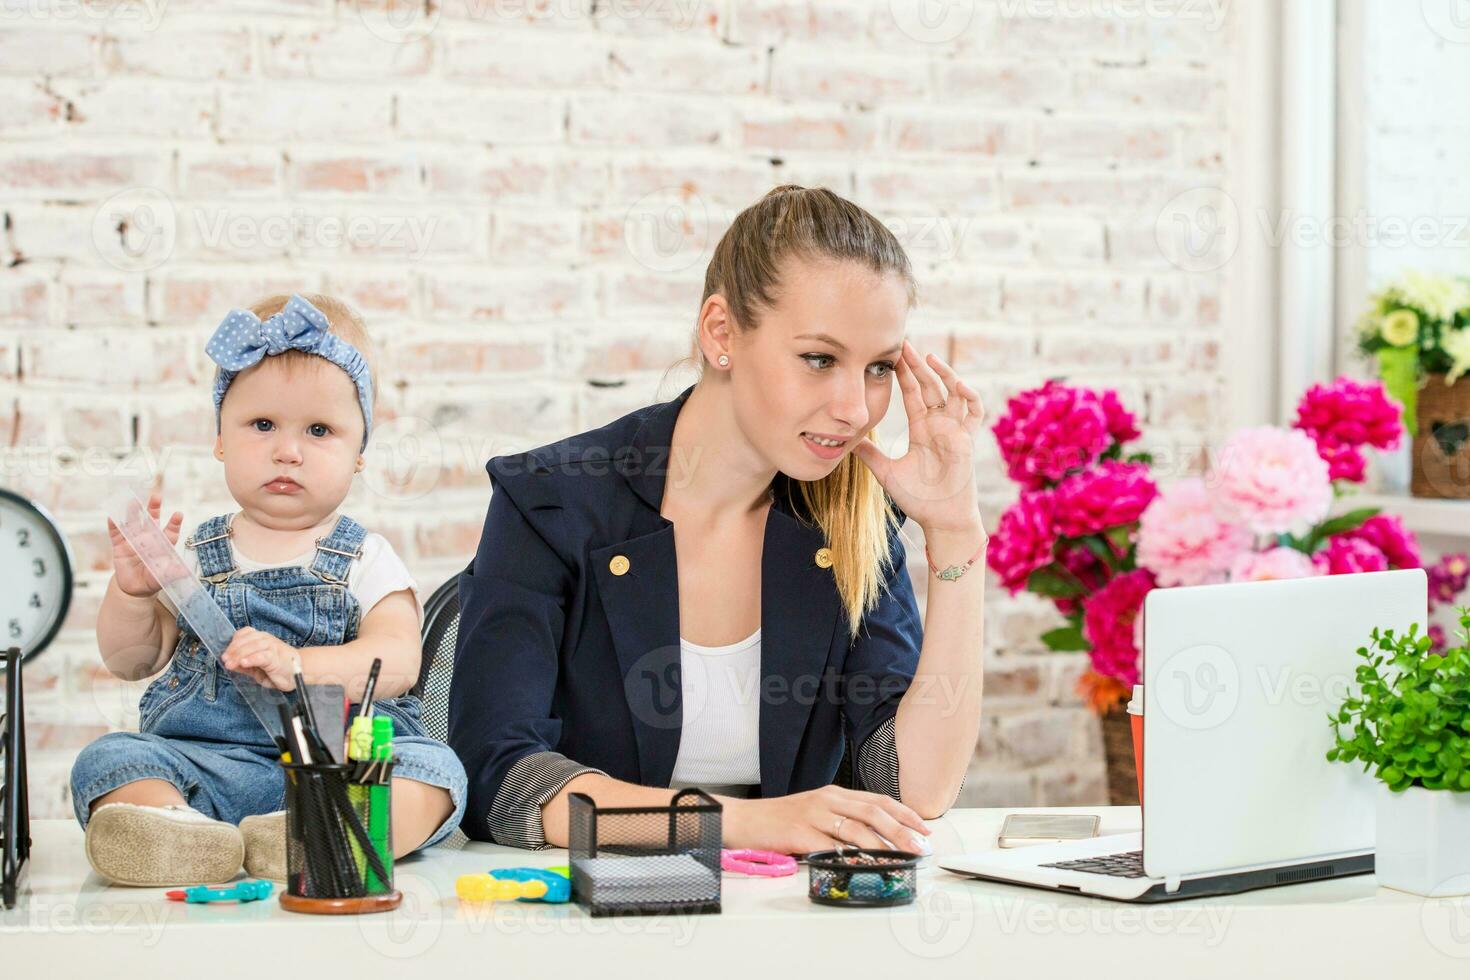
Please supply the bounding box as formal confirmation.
[205,294,374,451]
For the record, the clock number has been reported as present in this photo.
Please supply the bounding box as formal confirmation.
[16,528,29,548]
[32,557,45,577]
[28,592,41,609]
[7,620,19,640]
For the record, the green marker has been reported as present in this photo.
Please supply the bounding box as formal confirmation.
[367,715,394,892]
[346,716,373,881]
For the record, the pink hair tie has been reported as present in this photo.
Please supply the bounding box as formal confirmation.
[721,848,798,877]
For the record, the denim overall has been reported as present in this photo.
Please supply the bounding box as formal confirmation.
[71,513,467,849]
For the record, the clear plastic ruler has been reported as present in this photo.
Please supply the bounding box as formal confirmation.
[106,488,288,743]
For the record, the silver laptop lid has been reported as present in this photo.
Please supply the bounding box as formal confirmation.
[1142,568,1427,879]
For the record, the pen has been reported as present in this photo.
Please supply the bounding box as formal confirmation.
[357,657,382,722]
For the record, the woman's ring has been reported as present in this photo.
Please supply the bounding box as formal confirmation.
[926,400,947,412]
[833,815,848,840]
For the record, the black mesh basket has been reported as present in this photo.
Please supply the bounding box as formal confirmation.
[568,788,722,917]
[281,761,396,909]
[806,848,920,907]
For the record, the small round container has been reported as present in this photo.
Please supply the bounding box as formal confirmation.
[806,848,920,908]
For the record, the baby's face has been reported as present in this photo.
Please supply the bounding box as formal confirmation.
[214,357,366,530]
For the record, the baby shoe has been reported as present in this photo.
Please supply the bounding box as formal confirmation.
[241,810,287,881]
[85,802,244,887]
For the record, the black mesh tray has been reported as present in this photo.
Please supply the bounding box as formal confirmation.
[568,788,722,917]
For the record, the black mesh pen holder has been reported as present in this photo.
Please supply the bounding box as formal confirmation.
[807,848,920,908]
[568,788,722,917]
[280,761,401,914]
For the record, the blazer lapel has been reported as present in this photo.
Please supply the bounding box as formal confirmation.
[759,502,843,797]
[591,524,684,788]
[590,387,691,788]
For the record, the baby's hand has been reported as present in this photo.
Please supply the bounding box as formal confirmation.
[221,627,299,691]
[108,491,183,599]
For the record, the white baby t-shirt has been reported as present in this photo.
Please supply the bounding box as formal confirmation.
[158,517,423,627]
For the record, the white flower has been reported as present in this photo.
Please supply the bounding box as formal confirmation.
[1391,271,1470,324]
[1443,328,1470,385]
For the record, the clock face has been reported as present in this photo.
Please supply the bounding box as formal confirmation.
[0,490,73,663]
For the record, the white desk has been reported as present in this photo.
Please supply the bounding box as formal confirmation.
[3,807,1468,976]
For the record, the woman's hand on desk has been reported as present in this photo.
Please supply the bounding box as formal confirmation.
[723,785,932,856]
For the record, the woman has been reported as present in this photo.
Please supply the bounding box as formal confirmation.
[449,186,987,853]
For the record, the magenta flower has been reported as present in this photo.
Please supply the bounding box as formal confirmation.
[1332,514,1420,570]
[1099,389,1142,446]
[986,489,1060,594]
[1082,569,1155,688]
[1053,543,1109,617]
[1293,378,1403,484]
[1211,426,1333,536]
[1314,536,1390,575]
[1428,552,1470,609]
[992,381,1132,489]
[1430,623,1448,652]
[1053,461,1159,539]
[1230,547,1322,583]
[1136,477,1253,587]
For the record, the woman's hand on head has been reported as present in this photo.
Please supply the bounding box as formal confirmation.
[724,784,932,856]
[221,626,299,691]
[851,340,986,537]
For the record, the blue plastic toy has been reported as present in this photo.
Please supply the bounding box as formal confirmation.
[490,867,571,903]
[165,880,275,904]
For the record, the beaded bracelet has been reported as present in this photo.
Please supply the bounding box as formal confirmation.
[925,538,987,582]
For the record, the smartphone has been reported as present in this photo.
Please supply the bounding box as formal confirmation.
[996,813,1101,848]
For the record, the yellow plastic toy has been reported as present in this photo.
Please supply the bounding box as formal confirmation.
[455,874,550,903]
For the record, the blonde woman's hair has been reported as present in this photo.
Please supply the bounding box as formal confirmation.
[694,185,918,641]
[246,293,378,420]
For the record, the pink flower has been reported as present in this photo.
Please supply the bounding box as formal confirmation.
[1136,477,1254,586]
[1053,543,1109,617]
[992,381,1132,489]
[986,489,1059,594]
[1429,623,1448,652]
[1333,514,1421,570]
[1211,427,1332,536]
[1082,569,1154,688]
[1293,378,1403,484]
[1428,552,1470,609]
[1314,536,1390,575]
[1053,461,1158,539]
[1099,389,1142,446]
[1230,547,1323,582]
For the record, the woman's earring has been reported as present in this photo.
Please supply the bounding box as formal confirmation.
[717,354,730,368]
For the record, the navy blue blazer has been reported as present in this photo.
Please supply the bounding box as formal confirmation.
[448,385,924,846]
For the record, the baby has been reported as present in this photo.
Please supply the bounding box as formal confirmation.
[71,293,467,886]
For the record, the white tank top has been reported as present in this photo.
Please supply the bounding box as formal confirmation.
[669,627,762,797]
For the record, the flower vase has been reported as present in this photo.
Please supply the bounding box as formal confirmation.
[1100,709,1140,806]
[1411,373,1470,499]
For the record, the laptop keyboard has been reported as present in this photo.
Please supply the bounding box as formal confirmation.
[1038,850,1147,878]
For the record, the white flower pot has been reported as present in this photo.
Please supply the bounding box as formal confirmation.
[1375,785,1470,897]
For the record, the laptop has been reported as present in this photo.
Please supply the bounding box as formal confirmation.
[940,568,1427,902]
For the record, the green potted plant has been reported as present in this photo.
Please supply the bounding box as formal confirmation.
[1328,612,1470,896]
[1357,271,1470,498]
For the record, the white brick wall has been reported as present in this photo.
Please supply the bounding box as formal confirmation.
[0,0,1238,819]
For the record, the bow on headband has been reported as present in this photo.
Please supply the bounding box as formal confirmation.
[206,294,375,450]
